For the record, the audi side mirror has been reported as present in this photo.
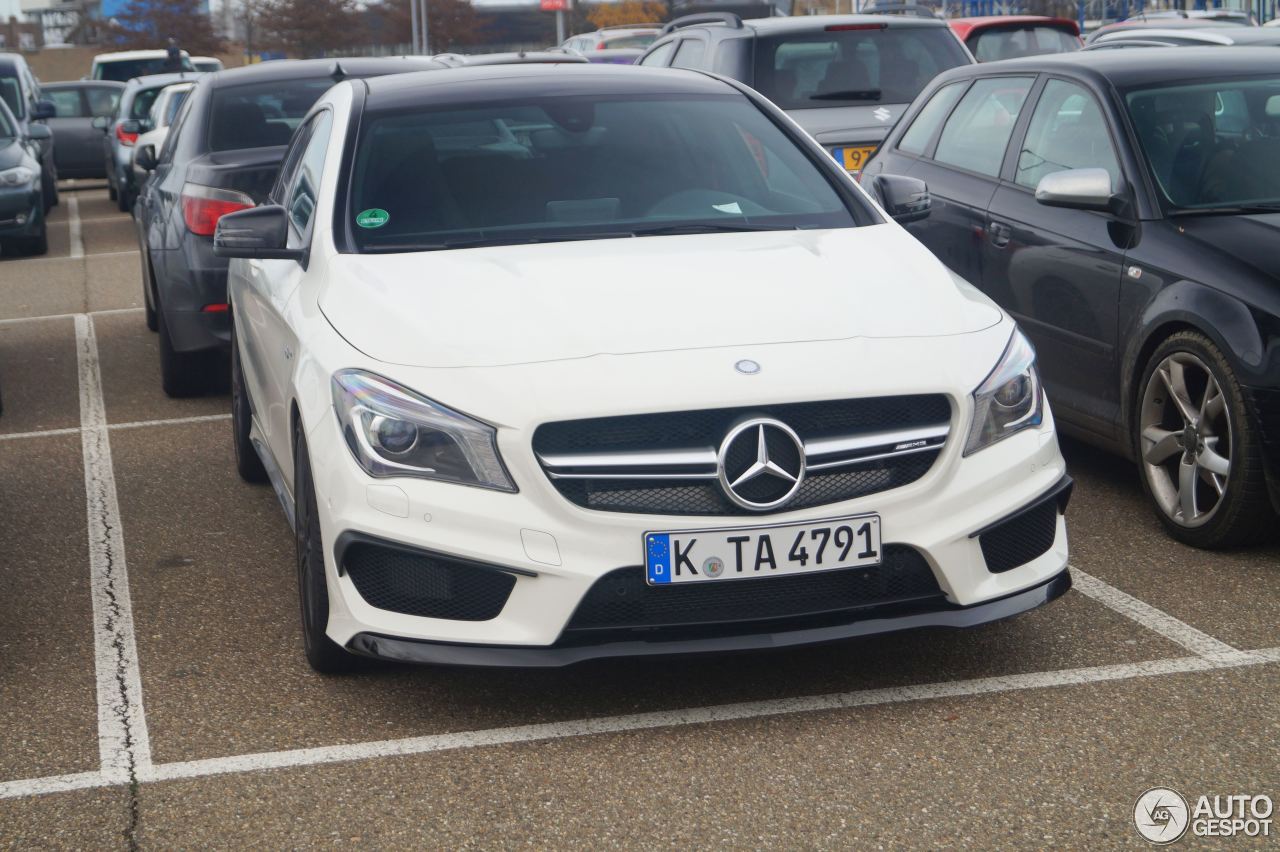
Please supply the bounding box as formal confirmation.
[213,205,304,261]
[135,144,157,172]
[27,123,52,142]
[32,99,56,121]
[866,174,931,224]
[1035,168,1117,213]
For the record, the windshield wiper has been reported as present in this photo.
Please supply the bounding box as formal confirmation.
[809,89,883,102]
[631,223,799,237]
[1169,203,1280,217]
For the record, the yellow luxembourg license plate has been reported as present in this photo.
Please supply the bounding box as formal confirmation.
[834,145,877,173]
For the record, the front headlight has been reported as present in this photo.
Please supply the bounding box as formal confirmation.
[964,329,1043,455]
[331,370,516,492]
[0,166,36,187]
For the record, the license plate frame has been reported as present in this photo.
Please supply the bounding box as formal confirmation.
[644,513,882,586]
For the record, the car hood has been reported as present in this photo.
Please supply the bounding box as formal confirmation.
[319,225,1002,369]
[785,104,907,146]
[0,138,27,170]
[1175,212,1280,282]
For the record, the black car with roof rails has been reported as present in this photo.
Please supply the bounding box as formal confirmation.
[861,47,1280,548]
[134,57,446,398]
[636,11,972,175]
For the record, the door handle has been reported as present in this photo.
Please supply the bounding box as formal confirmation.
[987,221,1012,249]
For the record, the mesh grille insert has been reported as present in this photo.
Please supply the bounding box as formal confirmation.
[979,500,1059,574]
[343,542,516,621]
[564,544,943,635]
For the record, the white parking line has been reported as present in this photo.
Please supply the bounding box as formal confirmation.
[1,647,1277,801]
[0,414,231,443]
[0,307,143,326]
[68,195,84,260]
[1069,567,1241,658]
[75,314,152,784]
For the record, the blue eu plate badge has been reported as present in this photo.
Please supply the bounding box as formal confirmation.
[646,534,672,584]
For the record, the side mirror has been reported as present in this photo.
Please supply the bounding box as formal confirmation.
[213,205,304,261]
[32,99,55,120]
[120,119,142,135]
[867,174,931,224]
[92,115,110,131]
[135,144,157,172]
[1034,168,1121,213]
[27,123,52,141]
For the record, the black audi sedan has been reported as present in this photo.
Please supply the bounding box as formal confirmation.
[134,57,444,397]
[861,47,1280,549]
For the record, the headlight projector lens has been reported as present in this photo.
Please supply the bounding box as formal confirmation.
[371,416,418,455]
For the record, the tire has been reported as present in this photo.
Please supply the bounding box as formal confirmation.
[141,249,158,332]
[1135,330,1273,548]
[20,227,49,257]
[157,304,215,398]
[107,180,117,202]
[295,424,359,674]
[117,185,131,213]
[231,319,268,484]
[42,168,58,210]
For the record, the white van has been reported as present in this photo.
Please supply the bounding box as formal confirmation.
[89,50,194,82]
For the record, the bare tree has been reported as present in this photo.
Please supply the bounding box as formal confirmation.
[255,0,366,58]
[369,0,489,53]
[107,0,226,55]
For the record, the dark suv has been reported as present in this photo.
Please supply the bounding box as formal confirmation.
[861,47,1280,548]
[0,53,57,209]
[637,12,972,174]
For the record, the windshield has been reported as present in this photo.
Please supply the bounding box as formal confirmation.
[0,77,23,119]
[0,103,15,138]
[94,57,194,82]
[131,86,168,121]
[969,25,1079,61]
[602,33,658,48]
[347,93,860,253]
[1126,77,1280,211]
[162,88,190,126]
[209,78,335,151]
[752,26,971,110]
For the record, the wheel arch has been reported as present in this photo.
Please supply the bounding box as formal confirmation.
[1120,280,1267,457]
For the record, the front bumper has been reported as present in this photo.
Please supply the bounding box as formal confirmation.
[348,568,1072,667]
[0,185,43,238]
[311,391,1071,659]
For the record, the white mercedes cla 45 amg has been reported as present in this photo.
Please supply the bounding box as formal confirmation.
[215,65,1071,672]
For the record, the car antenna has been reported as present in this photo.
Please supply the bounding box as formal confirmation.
[330,61,348,81]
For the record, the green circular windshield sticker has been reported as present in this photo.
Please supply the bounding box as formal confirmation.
[356,208,390,229]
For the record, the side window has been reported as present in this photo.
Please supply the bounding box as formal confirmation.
[640,40,677,67]
[933,76,1034,177]
[285,111,333,237]
[158,95,194,165]
[1016,79,1120,191]
[670,39,707,69]
[47,89,85,118]
[85,87,119,117]
[272,118,317,205]
[898,81,966,155]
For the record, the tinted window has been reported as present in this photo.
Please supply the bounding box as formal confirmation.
[209,78,334,152]
[46,88,85,118]
[1126,76,1280,208]
[130,86,167,120]
[1016,80,1119,191]
[969,25,1080,61]
[933,76,1033,176]
[348,94,860,253]
[162,89,190,126]
[898,81,965,155]
[639,41,677,66]
[288,112,333,234]
[602,33,658,49]
[0,77,23,118]
[670,39,707,69]
[86,86,120,117]
[752,26,971,110]
[95,57,193,82]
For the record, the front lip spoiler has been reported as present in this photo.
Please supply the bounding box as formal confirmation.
[346,568,1072,668]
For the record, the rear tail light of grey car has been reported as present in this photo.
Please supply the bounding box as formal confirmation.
[181,183,255,236]
[964,329,1043,456]
[331,369,516,491]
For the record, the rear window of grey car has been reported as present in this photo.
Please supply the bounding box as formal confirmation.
[752,25,971,110]
[346,92,864,253]
[969,25,1080,61]
[209,78,335,152]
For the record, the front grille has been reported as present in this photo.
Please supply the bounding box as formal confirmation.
[563,544,943,639]
[979,501,1059,574]
[535,396,950,516]
[343,542,516,621]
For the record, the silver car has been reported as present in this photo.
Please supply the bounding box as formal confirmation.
[93,72,200,212]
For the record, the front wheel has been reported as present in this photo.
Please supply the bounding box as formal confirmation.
[1135,331,1273,548]
[295,424,359,674]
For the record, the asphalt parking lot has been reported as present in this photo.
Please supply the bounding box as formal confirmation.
[0,183,1277,849]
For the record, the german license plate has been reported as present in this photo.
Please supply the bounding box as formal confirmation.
[644,514,882,586]
[832,145,877,172]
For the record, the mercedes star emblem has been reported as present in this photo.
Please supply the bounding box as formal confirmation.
[717,418,806,511]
